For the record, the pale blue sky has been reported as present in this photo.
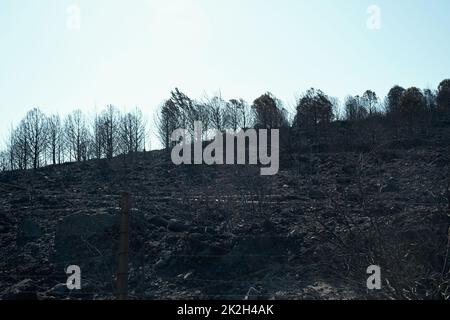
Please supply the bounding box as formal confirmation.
[1,0,450,148]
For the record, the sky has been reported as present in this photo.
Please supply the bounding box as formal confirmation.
[1,0,450,149]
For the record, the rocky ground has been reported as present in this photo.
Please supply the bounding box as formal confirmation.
[1,125,450,300]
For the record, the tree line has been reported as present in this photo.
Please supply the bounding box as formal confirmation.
[156,79,450,146]
[0,105,147,171]
[1,79,449,171]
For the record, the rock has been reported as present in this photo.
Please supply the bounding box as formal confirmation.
[148,215,169,228]
[2,279,39,300]
[168,219,189,232]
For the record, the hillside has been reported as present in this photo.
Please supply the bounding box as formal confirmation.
[1,123,450,300]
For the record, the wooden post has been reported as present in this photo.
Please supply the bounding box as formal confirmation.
[117,192,131,300]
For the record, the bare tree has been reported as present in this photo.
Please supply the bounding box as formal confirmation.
[204,94,229,132]
[361,90,379,116]
[423,88,437,112]
[98,105,120,160]
[344,95,368,121]
[171,88,198,137]
[64,110,90,162]
[47,114,63,165]
[92,113,103,160]
[119,107,147,155]
[9,122,29,170]
[156,99,181,150]
[0,150,8,171]
[228,98,251,131]
[24,108,48,169]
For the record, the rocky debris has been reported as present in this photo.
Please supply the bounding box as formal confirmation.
[1,133,450,299]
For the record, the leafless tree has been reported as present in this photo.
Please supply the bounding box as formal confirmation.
[0,150,8,171]
[119,107,147,155]
[204,94,229,132]
[64,110,90,162]
[98,105,120,160]
[24,108,48,169]
[361,90,380,116]
[171,88,198,137]
[156,99,181,150]
[344,95,368,121]
[9,122,28,170]
[228,98,252,131]
[92,113,103,160]
[47,114,63,165]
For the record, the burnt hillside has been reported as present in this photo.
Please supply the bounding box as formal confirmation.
[1,121,450,300]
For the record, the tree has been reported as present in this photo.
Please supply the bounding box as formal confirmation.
[156,99,182,149]
[170,88,198,137]
[0,150,7,171]
[386,85,405,115]
[204,95,229,132]
[229,98,252,130]
[344,95,368,121]
[64,110,90,162]
[399,87,426,120]
[25,108,48,169]
[119,107,147,155]
[252,93,288,129]
[423,89,437,111]
[437,79,450,112]
[92,113,103,160]
[295,88,333,130]
[9,121,30,170]
[47,114,63,165]
[361,90,379,116]
[99,105,120,160]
